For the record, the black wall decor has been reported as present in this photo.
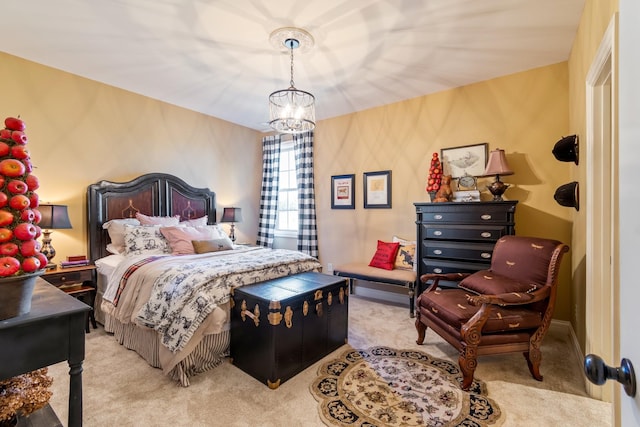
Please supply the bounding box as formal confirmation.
[552,134,580,211]
[554,181,579,211]
[552,135,579,165]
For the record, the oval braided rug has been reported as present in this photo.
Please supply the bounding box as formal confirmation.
[310,346,503,427]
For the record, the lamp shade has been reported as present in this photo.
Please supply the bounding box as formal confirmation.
[220,207,243,223]
[483,149,514,176]
[38,204,72,229]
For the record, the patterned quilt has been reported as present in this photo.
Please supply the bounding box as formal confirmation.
[103,247,321,352]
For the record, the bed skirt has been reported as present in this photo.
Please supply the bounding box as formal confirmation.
[103,314,230,386]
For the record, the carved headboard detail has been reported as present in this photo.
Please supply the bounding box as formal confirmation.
[87,173,216,262]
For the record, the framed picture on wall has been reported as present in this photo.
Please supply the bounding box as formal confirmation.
[331,174,355,209]
[440,143,489,178]
[364,170,392,208]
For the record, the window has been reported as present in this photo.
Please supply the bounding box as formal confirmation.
[276,140,298,232]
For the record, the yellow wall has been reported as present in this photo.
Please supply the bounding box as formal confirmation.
[0,52,262,261]
[568,0,618,350]
[3,49,574,320]
[315,62,574,320]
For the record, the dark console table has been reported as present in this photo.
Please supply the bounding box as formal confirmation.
[0,278,90,427]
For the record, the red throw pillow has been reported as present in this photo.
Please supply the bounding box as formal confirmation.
[368,240,401,270]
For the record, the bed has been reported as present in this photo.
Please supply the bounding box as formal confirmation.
[87,173,322,386]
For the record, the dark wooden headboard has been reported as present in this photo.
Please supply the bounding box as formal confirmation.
[87,173,216,262]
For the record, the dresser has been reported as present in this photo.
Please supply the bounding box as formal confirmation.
[414,201,517,292]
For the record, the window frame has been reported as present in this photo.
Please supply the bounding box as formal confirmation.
[274,139,298,237]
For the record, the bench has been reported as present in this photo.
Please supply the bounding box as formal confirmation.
[333,263,417,317]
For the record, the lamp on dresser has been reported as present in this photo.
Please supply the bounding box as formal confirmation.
[482,148,514,201]
[38,204,72,268]
[220,207,242,243]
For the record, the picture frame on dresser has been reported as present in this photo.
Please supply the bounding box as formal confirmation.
[440,143,488,178]
[364,170,392,208]
[331,174,355,209]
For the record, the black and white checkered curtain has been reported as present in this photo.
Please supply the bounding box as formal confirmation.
[256,135,281,248]
[293,131,318,258]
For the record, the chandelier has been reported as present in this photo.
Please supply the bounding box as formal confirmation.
[268,27,315,134]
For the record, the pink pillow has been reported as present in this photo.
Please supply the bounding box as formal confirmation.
[136,212,180,226]
[160,226,217,255]
[368,240,400,270]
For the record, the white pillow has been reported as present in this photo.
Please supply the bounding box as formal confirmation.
[209,224,229,240]
[103,218,141,254]
[180,216,208,227]
[124,225,172,256]
[136,212,180,226]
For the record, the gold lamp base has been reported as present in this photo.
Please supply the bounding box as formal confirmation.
[487,176,510,201]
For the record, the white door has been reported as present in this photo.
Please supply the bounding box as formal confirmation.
[617,0,640,424]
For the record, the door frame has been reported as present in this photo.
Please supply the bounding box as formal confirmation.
[585,15,617,404]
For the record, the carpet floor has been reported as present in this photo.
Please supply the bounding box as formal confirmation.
[46,296,611,426]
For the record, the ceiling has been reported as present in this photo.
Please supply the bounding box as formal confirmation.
[1,0,585,132]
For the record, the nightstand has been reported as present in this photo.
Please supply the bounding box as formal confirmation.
[43,264,98,333]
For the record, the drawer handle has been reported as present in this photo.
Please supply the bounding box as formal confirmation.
[481,214,492,220]
[434,230,443,236]
[480,232,492,238]
[481,252,491,259]
[434,214,443,220]
[433,249,442,255]
[433,268,443,273]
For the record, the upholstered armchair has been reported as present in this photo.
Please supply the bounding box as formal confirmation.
[415,235,569,390]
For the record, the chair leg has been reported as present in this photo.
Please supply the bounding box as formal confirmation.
[459,346,478,391]
[524,347,544,381]
[415,318,427,345]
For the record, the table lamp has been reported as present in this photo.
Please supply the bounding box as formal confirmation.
[482,148,514,201]
[220,207,242,242]
[38,204,72,267]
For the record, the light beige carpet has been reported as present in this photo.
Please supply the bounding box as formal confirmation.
[46,296,611,426]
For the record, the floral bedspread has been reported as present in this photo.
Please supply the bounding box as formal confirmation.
[130,248,321,352]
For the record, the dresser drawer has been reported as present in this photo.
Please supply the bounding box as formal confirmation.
[423,241,495,262]
[44,269,93,287]
[423,224,509,241]
[420,258,488,275]
[420,209,513,224]
[416,202,515,223]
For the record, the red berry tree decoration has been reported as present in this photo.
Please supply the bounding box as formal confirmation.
[426,152,443,194]
[0,116,47,277]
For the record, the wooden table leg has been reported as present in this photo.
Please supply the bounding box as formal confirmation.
[68,361,83,427]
